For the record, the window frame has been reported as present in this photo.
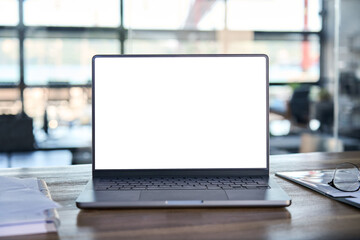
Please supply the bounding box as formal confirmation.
[0,0,324,114]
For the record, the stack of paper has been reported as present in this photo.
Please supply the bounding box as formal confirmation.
[320,185,360,205]
[276,170,360,209]
[0,176,61,237]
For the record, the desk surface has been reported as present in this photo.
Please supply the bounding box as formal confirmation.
[1,151,360,240]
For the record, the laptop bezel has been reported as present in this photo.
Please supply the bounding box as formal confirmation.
[92,54,269,178]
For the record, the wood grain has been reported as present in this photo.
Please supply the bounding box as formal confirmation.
[1,151,360,240]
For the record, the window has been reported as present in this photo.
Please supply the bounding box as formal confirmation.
[125,0,322,83]
[228,38,320,83]
[0,0,323,131]
[126,39,219,54]
[124,0,225,30]
[227,0,321,31]
[0,0,18,26]
[0,38,19,84]
[25,38,119,85]
[24,0,120,27]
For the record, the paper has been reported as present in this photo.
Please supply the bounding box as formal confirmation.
[346,197,360,205]
[328,190,360,198]
[0,176,60,237]
[315,184,356,198]
[0,176,39,191]
[0,176,60,219]
[277,170,360,198]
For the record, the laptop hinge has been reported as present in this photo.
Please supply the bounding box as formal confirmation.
[93,169,269,178]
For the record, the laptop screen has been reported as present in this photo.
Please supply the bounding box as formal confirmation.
[94,55,268,170]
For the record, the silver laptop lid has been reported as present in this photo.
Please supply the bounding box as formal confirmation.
[92,54,269,176]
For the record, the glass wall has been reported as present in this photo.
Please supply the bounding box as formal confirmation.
[24,0,120,27]
[0,38,19,84]
[5,0,358,156]
[125,0,321,84]
[226,0,321,31]
[25,38,119,85]
[0,0,18,26]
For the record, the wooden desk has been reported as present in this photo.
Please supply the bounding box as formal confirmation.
[1,151,360,240]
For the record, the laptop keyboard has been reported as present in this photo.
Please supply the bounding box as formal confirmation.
[95,176,270,191]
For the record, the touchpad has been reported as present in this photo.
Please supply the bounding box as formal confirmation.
[140,190,228,201]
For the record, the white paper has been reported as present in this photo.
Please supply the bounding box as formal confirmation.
[0,176,39,191]
[0,221,56,237]
[315,184,355,198]
[0,176,60,222]
[346,197,360,205]
[277,171,360,198]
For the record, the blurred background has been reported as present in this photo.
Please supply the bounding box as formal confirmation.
[0,0,359,168]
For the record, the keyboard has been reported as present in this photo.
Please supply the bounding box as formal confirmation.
[95,176,270,191]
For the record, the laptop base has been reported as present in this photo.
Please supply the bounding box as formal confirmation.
[76,177,291,208]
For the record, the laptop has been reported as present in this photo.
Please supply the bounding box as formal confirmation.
[76,54,291,208]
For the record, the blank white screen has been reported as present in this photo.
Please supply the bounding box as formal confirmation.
[95,56,267,169]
